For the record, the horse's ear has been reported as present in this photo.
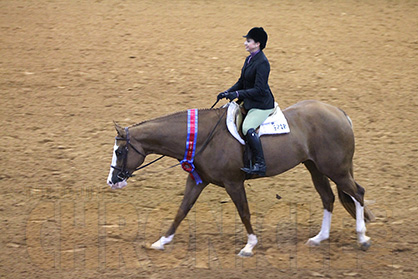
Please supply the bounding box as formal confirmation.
[113,121,125,136]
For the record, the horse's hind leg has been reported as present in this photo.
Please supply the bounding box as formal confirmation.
[151,176,208,250]
[304,161,335,246]
[350,194,371,250]
[333,173,371,250]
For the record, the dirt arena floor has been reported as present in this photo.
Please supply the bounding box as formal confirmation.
[1,0,417,278]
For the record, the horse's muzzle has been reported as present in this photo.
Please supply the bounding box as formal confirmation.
[107,179,128,190]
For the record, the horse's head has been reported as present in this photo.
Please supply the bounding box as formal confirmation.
[107,122,146,189]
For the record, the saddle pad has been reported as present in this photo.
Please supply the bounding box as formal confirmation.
[226,102,290,145]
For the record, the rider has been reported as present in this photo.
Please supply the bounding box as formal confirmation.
[218,27,275,176]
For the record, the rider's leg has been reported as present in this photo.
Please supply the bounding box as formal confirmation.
[241,108,274,176]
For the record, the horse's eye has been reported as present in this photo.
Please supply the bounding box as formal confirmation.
[115,149,122,156]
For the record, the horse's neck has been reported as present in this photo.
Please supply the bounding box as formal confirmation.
[130,116,185,160]
[129,109,222,160]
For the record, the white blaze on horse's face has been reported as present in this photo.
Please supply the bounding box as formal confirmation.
[107,141,127,189]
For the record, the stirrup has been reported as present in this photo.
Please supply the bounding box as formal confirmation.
[241,164,266,176]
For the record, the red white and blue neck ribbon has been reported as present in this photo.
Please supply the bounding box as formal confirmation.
[180,109,202,185]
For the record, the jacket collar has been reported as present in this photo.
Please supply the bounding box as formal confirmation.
[250,49,261,57]
[247,50,263,64]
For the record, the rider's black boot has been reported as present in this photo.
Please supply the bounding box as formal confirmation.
[241,128,266,176]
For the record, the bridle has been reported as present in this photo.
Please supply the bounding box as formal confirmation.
[110,100,228,182]
[111,127,164,181]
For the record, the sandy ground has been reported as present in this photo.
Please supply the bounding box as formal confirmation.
[1,0,417,278]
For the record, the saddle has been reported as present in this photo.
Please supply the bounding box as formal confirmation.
[225,102,290,178]
[226,102,290,145]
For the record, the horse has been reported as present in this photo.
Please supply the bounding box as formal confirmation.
[107,100,374,257]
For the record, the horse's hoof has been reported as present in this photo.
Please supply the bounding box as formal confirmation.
[238,250,254,258]
[359,240,371,251]
[306,239,320,247]
[150,241,165,251]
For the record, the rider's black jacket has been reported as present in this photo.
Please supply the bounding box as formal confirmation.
[227,50,275,110]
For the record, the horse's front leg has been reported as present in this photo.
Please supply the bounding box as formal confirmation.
[151,176,208,250]
[224,181,257,257]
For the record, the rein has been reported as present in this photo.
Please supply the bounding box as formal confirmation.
[111,100,227,179]
[195,105,227,157]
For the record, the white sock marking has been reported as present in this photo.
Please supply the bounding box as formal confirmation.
[239,234,258,257]
[151,234,174,250]
[308,209,332,245]
[350,196,370,244]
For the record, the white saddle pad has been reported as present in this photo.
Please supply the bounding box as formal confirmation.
[226,102,290,145]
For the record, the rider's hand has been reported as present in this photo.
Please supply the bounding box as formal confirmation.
[225,91,238,101]
[217,91,228,100]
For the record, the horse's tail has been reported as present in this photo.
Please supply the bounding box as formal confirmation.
[337,188,375,223]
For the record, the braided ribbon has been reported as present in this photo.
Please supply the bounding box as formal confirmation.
[180,109,202,185]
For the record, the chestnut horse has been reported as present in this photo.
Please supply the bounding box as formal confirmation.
[107,100,374,257]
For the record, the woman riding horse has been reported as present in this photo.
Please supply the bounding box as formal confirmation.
[218,27,275,176]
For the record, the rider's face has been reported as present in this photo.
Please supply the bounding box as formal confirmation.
[244,38,260,53]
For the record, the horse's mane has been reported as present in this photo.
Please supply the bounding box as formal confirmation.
[128,107,225,128]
